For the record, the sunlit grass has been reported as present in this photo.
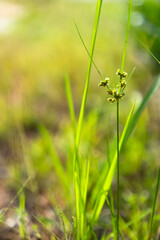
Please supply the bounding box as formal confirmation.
[0,0,159,239]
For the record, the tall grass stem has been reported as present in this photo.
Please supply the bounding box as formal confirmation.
[148,167,160,240]
[116,100,120,239]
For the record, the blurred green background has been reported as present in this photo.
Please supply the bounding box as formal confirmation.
[0,0,159,238]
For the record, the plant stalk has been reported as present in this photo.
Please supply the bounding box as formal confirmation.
[148,167,160,240]
[116,100,120,240]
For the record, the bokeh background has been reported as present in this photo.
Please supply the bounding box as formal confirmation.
[0,0,159,239]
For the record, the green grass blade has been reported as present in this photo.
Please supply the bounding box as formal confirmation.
[80,159,90,237]
[90,101,135,226]
[89,75,160,231]
[65,72,76,138]
[83,160,90,208]
[74,0,103,153]
[134,34,160,64]
[90,136,116,207]
[74,19,104,80]
[32,214,60,240]
[38,124,69,190]
[123,75,160,147]
[109,189,116,239]
[122,67,136,92]
[148,167,160,240]
[120,0,132,74]
[73,0,103,238]
[107,209,151,240]
[105,196,124,240]
[117,0,132,233]
[121,209,151,230]
[90,74,160,229]
[0,177,31,218]
[19,193,26,239]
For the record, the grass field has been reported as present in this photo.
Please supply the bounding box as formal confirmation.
[0,0,159,239]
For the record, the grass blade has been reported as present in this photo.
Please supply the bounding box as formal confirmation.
[90,101,135,227]
[74,19,104,81]
[32,214,60,240]
[73,0,103,238]
[148,167,160,240]
[120,0,132,74]
[108,209,151,240]
[65,72,76,138]
[134,34,160,64]
[105,196,125,240]
[74,0,103,153]
[89,74,160,229]
[0,177,31,218]
[123,75,160,147]
[117,0,132,235]
[38,124,69,191]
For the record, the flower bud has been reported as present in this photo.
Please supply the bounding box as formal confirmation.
[121,80,126,87]
[107,89,113,95]
[116,69,121,76]
[107,98,116,103]
[122,72,128,78]
[98,77,109,87]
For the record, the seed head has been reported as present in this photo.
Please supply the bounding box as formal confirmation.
[98,77,110,87]
[121,80,126,87]
[122,72,128,78]
[116,69,128,78]
[107,89,113,95]
[98,69,128,103]
[107,98,116,103]
[116,69,121,76]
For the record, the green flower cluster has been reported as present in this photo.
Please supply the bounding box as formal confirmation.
[98,69,128,103]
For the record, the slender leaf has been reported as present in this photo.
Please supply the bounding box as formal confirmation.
[148,167,160,240]
[74,19,104,81]
[73,0,103,238]
[134,34,160,64]
[89,74,160,229]
[90,101,135,226]
[0,177,31,218]
[123,75,160,147]
[38,125,69,190]
[120,0,132,74]
[65,72,76,138]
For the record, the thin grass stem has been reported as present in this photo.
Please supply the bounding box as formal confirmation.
[118,0,132,94]
[116,100,120,240]
[133,34,160,64]
[106,194,124,240]
[74,19,104,81]
[148,167,160,240]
